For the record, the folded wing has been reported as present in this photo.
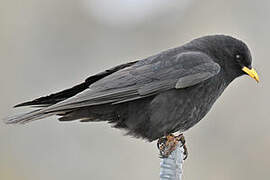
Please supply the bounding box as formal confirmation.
[5,51,220,124]
[44,51,220,112]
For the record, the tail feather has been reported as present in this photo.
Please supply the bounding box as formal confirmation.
[3,109,56,124]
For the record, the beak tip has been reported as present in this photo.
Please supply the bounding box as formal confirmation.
[242,67,259,83]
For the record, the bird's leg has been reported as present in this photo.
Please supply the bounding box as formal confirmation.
[157,133,188,160]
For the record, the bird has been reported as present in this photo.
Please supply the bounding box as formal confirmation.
[4,35,259,157]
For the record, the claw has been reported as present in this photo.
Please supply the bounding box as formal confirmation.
[182,144,188,160]
[157,133,188,160]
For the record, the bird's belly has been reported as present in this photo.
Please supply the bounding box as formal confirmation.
[118,79,227,141]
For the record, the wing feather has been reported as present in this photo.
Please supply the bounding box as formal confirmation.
[41,51,220,113]
[14,61,138,107]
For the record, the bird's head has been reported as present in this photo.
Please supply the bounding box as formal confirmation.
[191,35,259,83]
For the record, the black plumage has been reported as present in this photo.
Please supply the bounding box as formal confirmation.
[5,35,259,141]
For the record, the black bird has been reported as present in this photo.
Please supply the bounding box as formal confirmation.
[5,35,259,147]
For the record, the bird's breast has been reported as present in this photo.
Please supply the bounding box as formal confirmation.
[149,77,227,134]
[176,78,227,131]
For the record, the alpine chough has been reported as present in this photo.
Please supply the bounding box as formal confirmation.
[5,35,259,143]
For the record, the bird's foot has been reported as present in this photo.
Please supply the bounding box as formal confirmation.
[157,133,188,160]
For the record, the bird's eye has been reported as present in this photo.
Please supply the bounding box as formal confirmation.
[235,54,241,59]
[235,54,242,63]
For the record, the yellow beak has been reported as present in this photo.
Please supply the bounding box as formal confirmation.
[242,67,259,83]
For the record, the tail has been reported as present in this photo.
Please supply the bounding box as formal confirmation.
[3,109,57,124]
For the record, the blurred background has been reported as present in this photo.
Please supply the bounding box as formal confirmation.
[0,0,269,179]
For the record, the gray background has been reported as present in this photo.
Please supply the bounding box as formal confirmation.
[0,0,269,179]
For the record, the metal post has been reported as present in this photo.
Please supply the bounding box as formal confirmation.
[160,143,184,180]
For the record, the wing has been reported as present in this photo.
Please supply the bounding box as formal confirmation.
[43,51,220,112]
[14,61,138,107]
